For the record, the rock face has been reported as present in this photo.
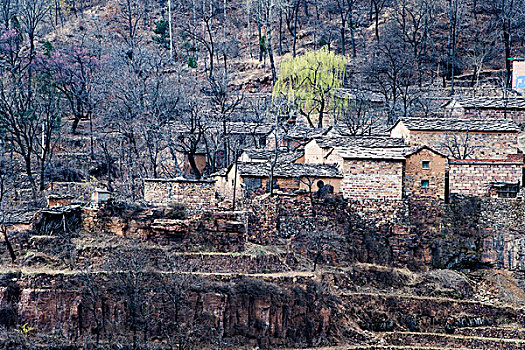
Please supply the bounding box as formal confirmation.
[2,195,525,348]
[249,194,525,271]
[0,273,352,348]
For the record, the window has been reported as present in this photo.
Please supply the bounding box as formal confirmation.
[422,161,430,169]
[244,177,262,190]
[421,180,429,188]
[492,182,520,198]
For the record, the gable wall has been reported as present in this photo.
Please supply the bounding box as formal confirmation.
[404,149,447,199]
[303,140,325,164]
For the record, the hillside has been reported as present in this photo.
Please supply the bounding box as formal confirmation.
[2,0,525,349]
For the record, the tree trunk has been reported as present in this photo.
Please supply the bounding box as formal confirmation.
[266,0,277,84]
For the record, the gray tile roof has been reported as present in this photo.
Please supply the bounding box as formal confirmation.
[448,96,525,110]
[283,125,330,140]
[170,121,273,135]
[335,146,409,160]
[336,145,447,160]
[396,117,520,132]
[315,135,408,148]
[238,162,343,178]
[242,148,304,163]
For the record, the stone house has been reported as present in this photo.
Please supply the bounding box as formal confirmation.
[404,146,448,200]
[449,155,524,197]
[442,97,525,124]
[213,162,342,199]
[302,135,447,200]
[334,146,447,200]
[390,117,520,159]
[303,136,408,166]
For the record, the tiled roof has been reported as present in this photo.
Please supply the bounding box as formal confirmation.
[332,88,385,103]
[211,168,228,177]
[395,117,520,132]
[242,148,304,163]
[283,125,330,140]
[447,97,525,110]
[335,146,409,160]
[238,162,343,178]
[170,121,273,135]
[315,135,408,149]
[336,145,447,160]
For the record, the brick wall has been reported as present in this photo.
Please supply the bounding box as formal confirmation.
[341,159,404,200]
[143,179,216,210]
[408,131,518,159]
[449,160,523,196]
[404,149,447,199]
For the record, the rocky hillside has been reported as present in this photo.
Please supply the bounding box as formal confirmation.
[1,194,525,349]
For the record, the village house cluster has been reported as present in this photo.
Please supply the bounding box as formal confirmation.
[141,92,525,209]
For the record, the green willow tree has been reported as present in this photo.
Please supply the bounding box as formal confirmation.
[273,49,346,128]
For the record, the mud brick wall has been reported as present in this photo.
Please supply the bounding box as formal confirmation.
[449,160,522,196]
[408,131,518,159]
[404,149,447,199]
[341,159,404,200]
[144,178,216,210]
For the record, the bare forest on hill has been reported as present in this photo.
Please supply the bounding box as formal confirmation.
[0,0,524,206]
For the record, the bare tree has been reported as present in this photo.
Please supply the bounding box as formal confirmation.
[442,130,476,159]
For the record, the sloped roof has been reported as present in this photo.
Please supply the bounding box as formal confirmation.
[314,135,408,149]
[238,162,343,178]
[393,117,520,132]
[335,145,447,160]
[170,121,273,135]
[335,146,409,160]
[332,88,385,103]
[242,148,304,163]
[283,125,330,140]
[446,97,525,110]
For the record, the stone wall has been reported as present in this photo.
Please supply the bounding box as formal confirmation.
[341,159,404,200]
[463,109,525,125]
[143,178,216,210]
[0,273,347,348]
[405,148,447,199]
[83,206,247,253]
[477,198,525,270]
[246,193,525,272]
[44,181,93,201]
[449,159,523,196]
[408,131,518,159]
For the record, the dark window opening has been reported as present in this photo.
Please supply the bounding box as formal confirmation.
[245,177,262,190]
[491,182,520,198]
[421,180,429,188]
[422,161,430,169]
